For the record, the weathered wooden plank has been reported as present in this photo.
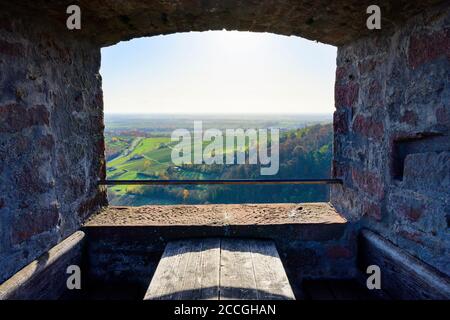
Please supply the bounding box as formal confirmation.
[199,238,221,300]
[358,229,450,300]
[0,231,85,300]
[144,239,221,300]
[145,238,295,300]
[248,239,295,300]
[174,240,203,300]
[174,238,221,300]
[144,240,192,300]
[219,239,259,300]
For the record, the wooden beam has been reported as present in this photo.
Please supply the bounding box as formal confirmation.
[144,238,295,300]
[99,178,342,186]
[0,231,85,300]
[144,239,221,300]
[220,239,259,300]
[358,229,450,300]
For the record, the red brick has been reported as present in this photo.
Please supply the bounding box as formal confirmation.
[15,164,51,194]
[351,167,384,200]
[408,29,450,69]
[38,134,55,151]
[368,80,382,107]
[401,110,418,125]
[11,206,59,244]
[358,58,378,74]
[332,161,349,180]
[333,111,348,134]
[399,203,423,222]
[352,114,384,141]
[363,200,382,221]
[335,66,348,83]
[436,105,449,124]
[0,104,50,133]
[399,230,424,245]
[335,82,359,109]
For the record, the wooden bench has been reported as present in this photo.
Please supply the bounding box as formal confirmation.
[144,238,295,300]
[358,229,450,300]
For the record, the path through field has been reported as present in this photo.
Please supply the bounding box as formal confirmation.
[108,137,143,163]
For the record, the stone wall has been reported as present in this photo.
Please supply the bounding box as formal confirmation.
[2,0,443,47]
[331,4,450,276]
[0,17,107,283]
[83,222,357,299]
[0,0,448,287]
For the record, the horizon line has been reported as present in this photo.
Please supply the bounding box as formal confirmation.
[104,112,333,115]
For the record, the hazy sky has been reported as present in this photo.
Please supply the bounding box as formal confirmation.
[101,31,336,114]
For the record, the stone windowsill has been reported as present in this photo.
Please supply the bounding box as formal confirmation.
[84,202,346,227]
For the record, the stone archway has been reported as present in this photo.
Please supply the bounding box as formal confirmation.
[1,0,442,46]
[0,0,448,285]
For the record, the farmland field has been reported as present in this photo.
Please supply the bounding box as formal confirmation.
[105,113,333,205]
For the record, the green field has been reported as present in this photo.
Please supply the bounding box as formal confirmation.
[107,137,173,194]
[105,114,333,205]
[107,134,252,191]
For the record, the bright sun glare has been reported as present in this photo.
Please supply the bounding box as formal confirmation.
[101,31,337,114]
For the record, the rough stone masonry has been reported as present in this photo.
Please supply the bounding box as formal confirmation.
[0,0,449,283]
[331,4,450,276]
[0,15,107,282]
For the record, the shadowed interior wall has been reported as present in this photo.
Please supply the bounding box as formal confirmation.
[0,0,448,285]
[331,4,450,276]
[0,17,107,283]
[83,223,357,299]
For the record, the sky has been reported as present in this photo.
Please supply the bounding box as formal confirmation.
[100,31,337,114]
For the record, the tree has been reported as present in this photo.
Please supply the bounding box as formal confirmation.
[182,189,190,202]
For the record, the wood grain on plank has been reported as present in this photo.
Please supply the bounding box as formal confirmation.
[359,229,450,300]
[219,239,259,299]
[145,238,295,300]
[145,239,221,300]
[248,239,295,300]
[144,240,192,300]
[199,238,221,300]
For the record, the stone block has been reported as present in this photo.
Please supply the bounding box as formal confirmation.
[11,205,60,245]
[403,151,450,194]
[335,82,359,109]
[352,114,384,141]
[408,29,450,69]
